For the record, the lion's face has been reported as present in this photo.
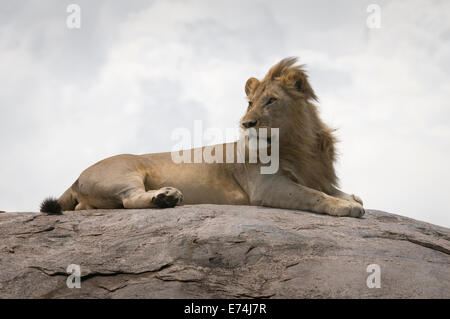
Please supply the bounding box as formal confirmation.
[240,58,317,143]
[240,80,290,141]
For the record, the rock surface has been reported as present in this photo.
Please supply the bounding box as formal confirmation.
[0,205,449,298]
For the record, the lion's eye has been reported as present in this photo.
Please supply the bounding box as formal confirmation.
[248,101,253,108]
[266,97,277,106]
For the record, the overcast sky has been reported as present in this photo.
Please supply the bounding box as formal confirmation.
[0,0,449,227]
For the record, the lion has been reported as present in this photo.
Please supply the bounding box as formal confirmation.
[40,57,364,218]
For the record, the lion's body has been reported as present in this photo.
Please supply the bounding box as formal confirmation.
[61,145,250,210]
[42,57,364,218]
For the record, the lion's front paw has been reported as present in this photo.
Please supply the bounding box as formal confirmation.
[152,187,183,208]
[351,194,364,206]
[329,202,365,218]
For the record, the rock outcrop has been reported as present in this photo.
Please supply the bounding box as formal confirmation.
[0,205,449,298]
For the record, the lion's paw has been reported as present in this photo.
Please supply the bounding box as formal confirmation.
[330,202,365,218]
[152,187,183,208]
[351,194,364,206]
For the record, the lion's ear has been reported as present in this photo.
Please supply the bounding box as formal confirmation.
[282,71,318,101]
[245,77,260,96]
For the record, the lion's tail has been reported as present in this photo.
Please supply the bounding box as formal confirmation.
[40,185,77,214]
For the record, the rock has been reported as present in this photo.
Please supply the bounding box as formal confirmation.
[0,205,449,298]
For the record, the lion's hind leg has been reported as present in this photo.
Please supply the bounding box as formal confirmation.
[75,202,95,211]
[122,186,183,209]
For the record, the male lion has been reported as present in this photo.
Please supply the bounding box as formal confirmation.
[41,57,364,218]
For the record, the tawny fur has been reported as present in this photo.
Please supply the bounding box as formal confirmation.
[243,57,338,194]
[41,57,364,218]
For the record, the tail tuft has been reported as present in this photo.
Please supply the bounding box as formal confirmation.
[40,197,62,214]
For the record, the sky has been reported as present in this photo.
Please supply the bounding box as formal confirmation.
[0,0,449,227]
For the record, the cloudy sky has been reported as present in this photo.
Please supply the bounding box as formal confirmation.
[0,0,449,227]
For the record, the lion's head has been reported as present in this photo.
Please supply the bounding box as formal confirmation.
[240,57,338,194]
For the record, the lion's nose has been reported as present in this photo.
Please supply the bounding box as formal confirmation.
[242,120,258,128]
